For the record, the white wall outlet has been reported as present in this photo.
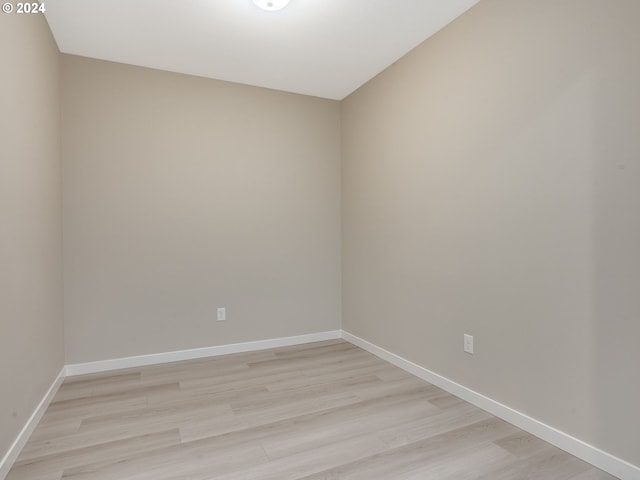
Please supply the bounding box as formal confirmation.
[217,307,226,321]
[464,334,474,354]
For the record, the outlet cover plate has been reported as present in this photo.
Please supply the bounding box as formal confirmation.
[464,334,474,354]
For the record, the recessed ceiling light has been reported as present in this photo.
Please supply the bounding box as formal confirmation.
[252,0,291,12]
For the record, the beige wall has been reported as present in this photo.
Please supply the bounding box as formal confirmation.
[61,56,341,363]
[0,14,63,461]
[342,0,640,467]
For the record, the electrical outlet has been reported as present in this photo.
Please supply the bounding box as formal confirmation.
[217,307,226,321]
[464,334,474,354]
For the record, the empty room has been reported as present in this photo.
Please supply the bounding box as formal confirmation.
[1,0,639,479]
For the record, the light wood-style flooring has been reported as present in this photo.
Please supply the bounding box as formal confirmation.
[7,340,618,479]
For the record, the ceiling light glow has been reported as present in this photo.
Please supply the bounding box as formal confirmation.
[252,0,291,11]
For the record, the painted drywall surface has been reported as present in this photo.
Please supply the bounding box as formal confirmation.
[342,0,640,467]
[0,14,63,461]
[62,56,341,363]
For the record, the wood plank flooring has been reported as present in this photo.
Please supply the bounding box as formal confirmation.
[7,340,618,480]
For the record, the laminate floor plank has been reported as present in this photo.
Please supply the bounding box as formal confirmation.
[10,430,181,479]
[216,431,391,480]
[264,363,403,394]
[61,440,268,480]
[48,382,180,412]
[6,340,618,480]
[26,419,82,443]
[4,469,63,480]
[298,417,518,480]
[259,395,440,460]
[476,446,593,480]
[147,383,270,410]
[569,469,621,480]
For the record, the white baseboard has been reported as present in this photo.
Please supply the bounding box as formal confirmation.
[341,330,639,480]
[0,368,65,480]
[65,330,342,376]
[2,331,340,477]
[6,331,636,480]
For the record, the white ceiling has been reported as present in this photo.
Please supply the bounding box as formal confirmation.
[45,0,480,100]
